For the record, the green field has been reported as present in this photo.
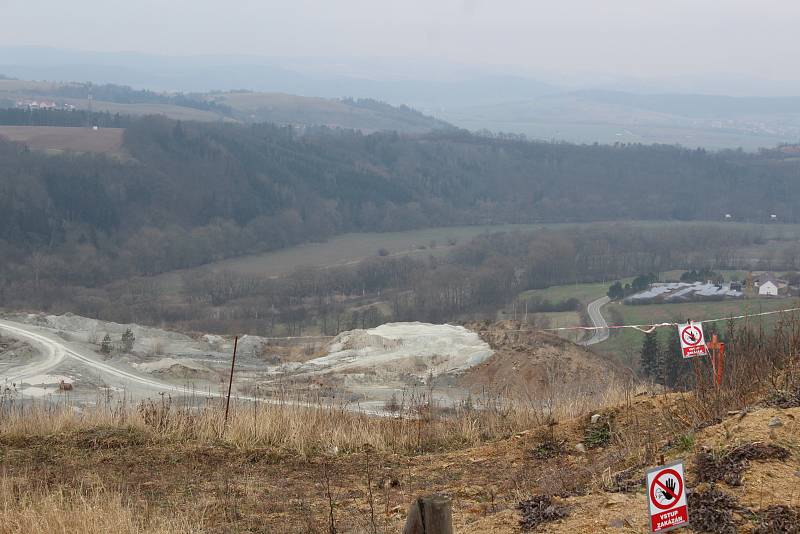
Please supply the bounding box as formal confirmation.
[187,224,589,277]
[208,220,746,279]
[65,98,227,122]
[0,125,125,155]
[217,92,449,132]
[154,219,800,295]
[596,297,800,365]
[610,298,795,326]
[515,282,608,337]
[520,281,617,304]
[156,223,557,290]
[516,277,800,363]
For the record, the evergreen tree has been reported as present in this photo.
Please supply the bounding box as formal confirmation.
[631,272,657,292]
[663,330,688,389]
[640,331,660,379]
[608,281,624,300]
[100,333,113,355]
[121,328,135,352]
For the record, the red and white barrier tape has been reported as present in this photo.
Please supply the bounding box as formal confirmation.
[239,305,800,340]
[529,305,800,334]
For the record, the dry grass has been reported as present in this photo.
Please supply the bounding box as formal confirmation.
[0,382,638,534]
[0,379,638,458]
[0,475,194,534]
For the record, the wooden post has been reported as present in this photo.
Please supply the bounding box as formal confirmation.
[403,494,453,534]
[224,336,239,428]
[707,334,725,387]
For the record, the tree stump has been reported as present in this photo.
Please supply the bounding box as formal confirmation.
[403,493,453,534]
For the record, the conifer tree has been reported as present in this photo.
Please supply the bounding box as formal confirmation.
[100,333,113,355]
[663,330,687,388]
[640,331,660,379]
[121,328,135,352]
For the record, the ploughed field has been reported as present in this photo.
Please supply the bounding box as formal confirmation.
[0,125,124,154]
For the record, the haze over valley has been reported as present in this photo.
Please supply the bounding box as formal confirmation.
[3,2,800,532]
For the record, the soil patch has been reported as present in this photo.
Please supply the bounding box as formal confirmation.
[687,485,742,533]
[529,434,566,460]
[767,387,800,409]
[517,495,571,531]
[603,466,645,493]
[752,505,800,534]
[583,414,614,449]
[695,442,790,486]
[71,426,149,450]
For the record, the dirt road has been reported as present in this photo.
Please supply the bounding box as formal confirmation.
[0,318,387,414]
[0,320,66,383]
[0,318,182,394]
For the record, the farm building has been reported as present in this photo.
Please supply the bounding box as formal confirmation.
[759,280,779,296]
[625,282,743,304]
[755,274,786,296]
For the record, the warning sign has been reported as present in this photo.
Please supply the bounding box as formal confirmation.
[677,322,708,358]
[646,460,689,533]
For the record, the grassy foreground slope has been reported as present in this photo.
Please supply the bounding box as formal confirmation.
[1,311,798,533]
[1,378,797,532]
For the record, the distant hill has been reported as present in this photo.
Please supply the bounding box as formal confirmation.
[0,46,560,106]
[572,90,800,118]
[9,47,800,149]
[0,79,452,134]
[438,90,800,150]
[212,93,451,132]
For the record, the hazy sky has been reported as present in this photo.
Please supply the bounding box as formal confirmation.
[2,0,799,82]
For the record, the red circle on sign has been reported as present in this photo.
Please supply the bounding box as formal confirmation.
[681,326,702,347]
[649,468,683,510]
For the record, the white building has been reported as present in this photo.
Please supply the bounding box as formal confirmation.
[759,280,779,296]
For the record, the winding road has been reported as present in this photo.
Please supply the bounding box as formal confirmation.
[0,319,67,383]
[0,318,188,393]
[579,296,611,346]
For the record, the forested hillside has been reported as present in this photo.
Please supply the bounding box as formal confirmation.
[2,115,800,287]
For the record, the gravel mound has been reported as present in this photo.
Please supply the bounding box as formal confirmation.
[303,322,493,378]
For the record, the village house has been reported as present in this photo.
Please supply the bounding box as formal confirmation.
[755,273,786,296]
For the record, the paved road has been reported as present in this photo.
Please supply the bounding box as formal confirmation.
[579,296,611,346]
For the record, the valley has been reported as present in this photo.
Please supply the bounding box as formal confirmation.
[3,45,800,532]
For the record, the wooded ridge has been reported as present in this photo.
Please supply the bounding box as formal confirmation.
[2,115,799,286]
